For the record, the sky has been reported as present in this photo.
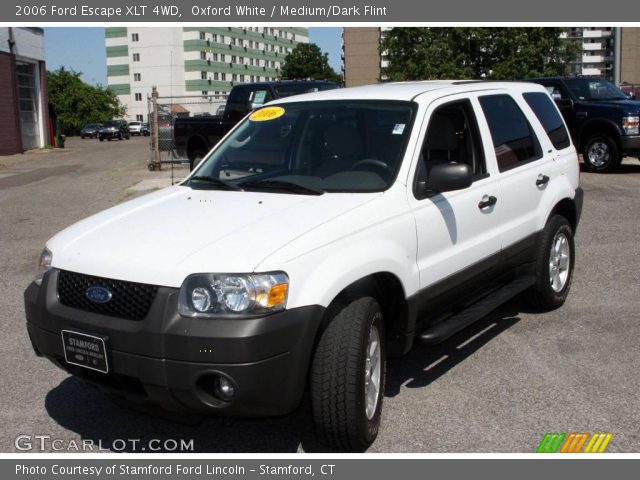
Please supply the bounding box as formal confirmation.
[44,27,342,86]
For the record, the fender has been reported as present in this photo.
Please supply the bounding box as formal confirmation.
[577,118,622,148]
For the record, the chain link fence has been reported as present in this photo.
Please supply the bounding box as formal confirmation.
[147,92,228,170]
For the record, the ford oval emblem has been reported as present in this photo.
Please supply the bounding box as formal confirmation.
[86,286,112,304]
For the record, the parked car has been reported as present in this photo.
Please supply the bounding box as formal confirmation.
[141,123,150,136]
[80,123,102,139]
[98,120,130,141]
[25,81,582,451]
[174,80,340,169]
[529,76,640,172]
[128,121,143,136]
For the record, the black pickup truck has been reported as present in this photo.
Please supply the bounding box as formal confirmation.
[174,80,339,169]
[530,77,640,172]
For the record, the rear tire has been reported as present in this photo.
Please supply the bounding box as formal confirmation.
[525,215,575,311]
[582,134,619,172]
[310,296,386,452]
[189,149,206,171]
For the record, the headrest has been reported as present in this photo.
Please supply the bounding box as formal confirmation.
[425,114,458,151]
[324,123,363,157]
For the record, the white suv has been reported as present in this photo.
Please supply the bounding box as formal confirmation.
[25,81,582,451]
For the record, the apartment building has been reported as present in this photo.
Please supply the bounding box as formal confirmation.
[105,27,308,121]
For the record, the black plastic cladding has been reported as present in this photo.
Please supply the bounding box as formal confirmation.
[57,270,158,321]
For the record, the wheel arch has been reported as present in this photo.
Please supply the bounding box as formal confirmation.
[186,135,209,160]
[318,272,412,358]
[578,119,622,151]
[547,197,578,233]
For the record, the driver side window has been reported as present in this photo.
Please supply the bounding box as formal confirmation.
[414,99,486,199]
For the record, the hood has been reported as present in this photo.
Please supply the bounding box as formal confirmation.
[48,186,380,287]
[582,98,640,113]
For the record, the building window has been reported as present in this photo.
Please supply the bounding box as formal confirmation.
[200,51,207,60]
[202,90,208,97]
[214,72,219,80]
[212,34,218,42]
[133,73,141,81]
[136,114,144,122]
[131,33,139,42]
[240,74,245,82]
[221,73,226,80]
[132,53,140,62]
[201,71,207,80]
[231,55,237,63]
[199,31,205,40]
[232,74,237,81]
[220,54,225,62]
[134,93,142,101]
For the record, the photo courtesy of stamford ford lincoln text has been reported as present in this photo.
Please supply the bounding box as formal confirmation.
[0,0,639,477]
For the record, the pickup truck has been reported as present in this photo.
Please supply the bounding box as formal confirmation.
[530,77,640,172]
[25,81,582,451]
[173,80,339,168]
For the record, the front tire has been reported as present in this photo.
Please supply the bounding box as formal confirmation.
[310,296,386,452]
[526,215,575,311]
[582,134,620,172]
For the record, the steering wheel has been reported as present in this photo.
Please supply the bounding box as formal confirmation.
[351,159,391,174]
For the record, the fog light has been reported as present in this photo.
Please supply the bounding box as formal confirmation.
[215,376,235,401]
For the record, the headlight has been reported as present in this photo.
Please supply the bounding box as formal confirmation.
[178,272,289,318]
[623,115,639,135]
[34,247,52,286]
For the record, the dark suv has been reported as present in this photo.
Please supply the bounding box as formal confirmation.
[529,77,640,172]
[98,120,131,142]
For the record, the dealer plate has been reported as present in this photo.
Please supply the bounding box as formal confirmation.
[61,330,109,373]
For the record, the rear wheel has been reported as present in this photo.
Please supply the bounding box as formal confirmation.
[310,296,386,452]
[189,149,206,171]
[525,215,575,311]
[582,134,620,172]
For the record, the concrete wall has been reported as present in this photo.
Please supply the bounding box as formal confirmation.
[343,28,381,87]
[620,27,640,84]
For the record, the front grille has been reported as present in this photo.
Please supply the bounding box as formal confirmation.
[57,270,158,321]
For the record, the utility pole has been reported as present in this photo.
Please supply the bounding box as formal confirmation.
[151,86,161,170]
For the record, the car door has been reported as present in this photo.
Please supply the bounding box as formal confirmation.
[408,94,505,321]
[476,91,559,260]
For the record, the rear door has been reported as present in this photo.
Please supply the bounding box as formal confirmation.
[476,91,560,258]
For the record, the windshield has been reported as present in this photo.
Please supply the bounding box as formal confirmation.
[85,124,101,128]
[190,100,416,193]
[103,121,118,128]
[129,122,141,126]
[564,78,628,101]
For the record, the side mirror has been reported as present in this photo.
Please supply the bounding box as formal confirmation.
[551,92,562,101]
[425,163,473,194]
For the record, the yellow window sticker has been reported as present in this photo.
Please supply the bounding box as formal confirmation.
[249,106,285,122]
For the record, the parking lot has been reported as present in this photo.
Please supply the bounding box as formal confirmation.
[1,136,639,452]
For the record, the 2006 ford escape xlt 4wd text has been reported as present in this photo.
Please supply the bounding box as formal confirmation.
[25,81,583,452]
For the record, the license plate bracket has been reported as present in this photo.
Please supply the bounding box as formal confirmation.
[61,330,110,374]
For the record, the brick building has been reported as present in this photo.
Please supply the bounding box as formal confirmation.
[0,27,49,156]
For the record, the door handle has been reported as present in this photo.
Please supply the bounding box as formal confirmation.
[478,195,497,210]
[536,174,550,187]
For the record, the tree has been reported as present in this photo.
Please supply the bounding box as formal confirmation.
[47,67,126,135]
[281,43,342,84]
[381,28,580,81]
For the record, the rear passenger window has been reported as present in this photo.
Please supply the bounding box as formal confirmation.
[479,95,542,172]
[523,92,571,150]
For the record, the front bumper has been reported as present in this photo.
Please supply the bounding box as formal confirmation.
[99,130,120,138]
[620,135,640,155]
[25,270,325,417]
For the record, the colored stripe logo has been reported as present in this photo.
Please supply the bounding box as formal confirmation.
[537,432,613,453]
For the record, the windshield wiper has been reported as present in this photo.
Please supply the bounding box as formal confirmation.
[188,175,242,191]
[238,179,324,195]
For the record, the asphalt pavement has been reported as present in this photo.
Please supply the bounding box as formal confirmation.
[1,137,639,452]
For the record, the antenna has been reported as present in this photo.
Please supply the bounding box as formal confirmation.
[170,50,174,186]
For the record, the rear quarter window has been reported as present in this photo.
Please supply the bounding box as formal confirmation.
[523,92,571,150]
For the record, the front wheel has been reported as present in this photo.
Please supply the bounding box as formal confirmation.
[525,215,575,311]
[310,296,386,452]
[582,135,620,172]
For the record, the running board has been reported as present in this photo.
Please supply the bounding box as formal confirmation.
[418,276,535,346]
